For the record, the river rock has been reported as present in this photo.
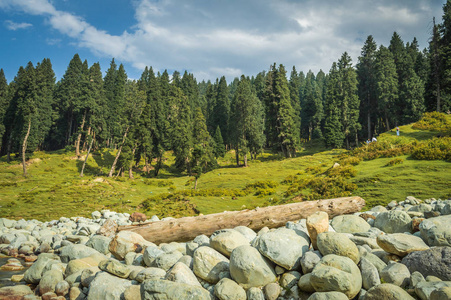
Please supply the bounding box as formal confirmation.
[380,262,410,287]
[143,245,164,267]
[98,259,132,278]
[419,215,451,246]
[210,229,250,257]
[59,244,101,263]
[263,282,281,300]
[376,233,429,257]
[123,285,141,300]
[255,228,309,270]
[331,215,371,233]
[38,269,64,295]
[0,258,24,271]
[65,252,105,276]
[109,230,154,260]
[135,267,166,283]
[310,254,362,299]
[87,271,132,300]
[96,219,118,238]
[215,277,247,300]
[55,280,70,296]
[280,271,301,289]
[193,246,230,284]
[360,257,380,290]
[401,247,451,281]
[165,262,201,286]
[316,232,360,264]
[363,283,415,299]
[23,253,61,284]
[86,235,111,255]
[374,210,412,233]
[301,250,322,274]
[152,250,183,271]
[307,291,348,300]
[141,279,211,300]
[0,285,34,300]
[430,286,451,300]
[234,226,257,243]
[229,245,276,289]
[247,287,265,300]
[307,211,329,249]
[415,281,451,300]
[298,273,316,292]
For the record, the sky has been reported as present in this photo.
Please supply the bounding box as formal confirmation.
[0,0,447,83]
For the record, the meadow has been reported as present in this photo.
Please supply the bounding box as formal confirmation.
[1,113,450,221]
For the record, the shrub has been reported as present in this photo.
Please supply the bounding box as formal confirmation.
[412,112,451,133]
[304,165,324,174]
[411,137,451,161]
[340,156,362,166]
[386,158,404,166]
[325,165,357,178]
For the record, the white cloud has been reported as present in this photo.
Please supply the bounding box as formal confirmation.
[0,0,445,81]
[5,20,32,30]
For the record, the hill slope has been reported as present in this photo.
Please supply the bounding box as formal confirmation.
[1,113,450,221]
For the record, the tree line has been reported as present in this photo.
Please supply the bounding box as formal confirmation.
[0,2,450,179]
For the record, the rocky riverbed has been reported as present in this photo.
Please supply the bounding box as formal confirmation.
[0,196,450,300]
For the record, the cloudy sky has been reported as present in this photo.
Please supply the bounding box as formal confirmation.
[0,0,446,83]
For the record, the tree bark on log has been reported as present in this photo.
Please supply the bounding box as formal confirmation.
[118,196,365,244]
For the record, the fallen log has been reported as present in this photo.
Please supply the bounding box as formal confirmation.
[118,196,365,244]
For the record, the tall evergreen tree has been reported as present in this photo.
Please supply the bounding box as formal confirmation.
[439,0,451,112]
[212,125,225,158]
[0,69,8,150]
[323,63,345,148]
[375,46,399,130]
[357,35,378,139]
[213,76,230,145]
[300,70,323,140]
[190,108,216,188]
[289,66,302,137]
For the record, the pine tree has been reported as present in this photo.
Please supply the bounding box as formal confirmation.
[289,66,302,137]
[300,70,323,140]
[168,84,192,172]
[213,76,230,145]
[402,68,425,123]
[190,108,217,188]
[213,125,225,158]
[357,35,378,139]
[0,69,8,150]
[439,0,451,112]
[323,63,345,148]
[375,46,399,131]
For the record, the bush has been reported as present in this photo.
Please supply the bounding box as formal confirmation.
[385,158,404,166]
[340,156,362,166]
[325,165,357,178]
[304,165,324,174]
[350,140,414,160]
[412,112,451,133]
[411,137,451,161]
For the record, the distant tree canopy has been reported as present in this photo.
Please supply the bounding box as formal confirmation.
[1,1,451,177]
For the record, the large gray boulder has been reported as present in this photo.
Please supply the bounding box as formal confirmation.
[363,283,415,299]
[415,281,451,300]
[419,215,451,246]
[401,247,451,281]
[165,262,201,287]
[23,253,61,284]
[38,269,64,295]
[229,245,276,289]
[141,279,211,300]
[109,230,154,260]
[214,278,247,300]
[98,259,133,278]
[374,210,412,233]
[152,250,183,271]
[316,232,360,264]
[143,245,165,267]
[380,262,410,287]
[59,244,100,263]
[87,271,132,300]
[360,257,380,290]
[210,229,250,257]
[86,235,112,255]
[310,254,362,299]
[307,291,348,300]
[193,246,230,284]
[255,228,309,270]
[135,267,166,283]
[331,215,371,233]
[301,250,322,274]
[376,233,429,257]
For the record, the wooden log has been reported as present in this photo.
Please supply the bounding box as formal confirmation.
[118,196,365,244]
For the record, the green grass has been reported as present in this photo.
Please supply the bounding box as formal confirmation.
[1,114,450,221]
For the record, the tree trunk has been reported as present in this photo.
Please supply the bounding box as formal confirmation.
[80,136,94,177]
[235,148,240,166]
[385,110,390,131]
[129,145,137,179]
[82,126,91,152]
[22,119,32,177]
[6,131,12,163]
[194,177,198,190]
[155,154,163,177]
[145,155,150,175]
[108,126,130,177]
[367,92,371,140]
[66,111,73,145]
[118,196,365,245]
[75,110,87,157]
[244,154,248,167]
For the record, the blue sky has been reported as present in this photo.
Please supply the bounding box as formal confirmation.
[0,0,447,83]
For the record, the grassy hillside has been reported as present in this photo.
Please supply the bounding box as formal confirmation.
[1,113,450,221]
